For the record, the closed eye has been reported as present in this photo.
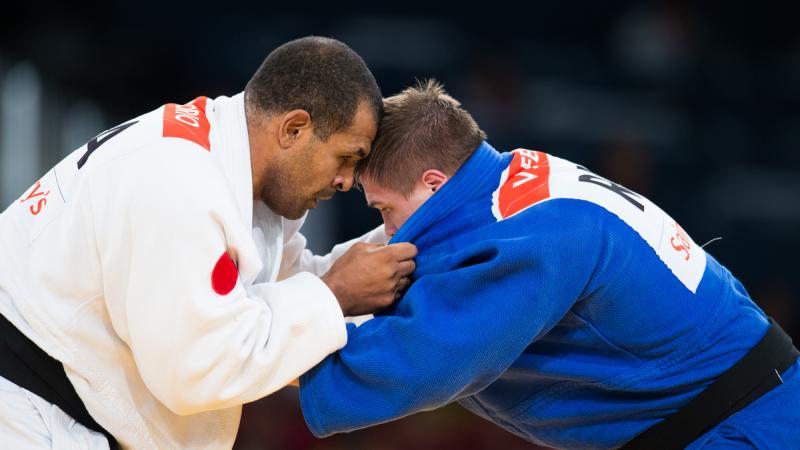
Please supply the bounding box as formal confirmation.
[367,201,386,211]
[340,155,358,167]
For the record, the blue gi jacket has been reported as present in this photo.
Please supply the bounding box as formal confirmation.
[300,142,800,449]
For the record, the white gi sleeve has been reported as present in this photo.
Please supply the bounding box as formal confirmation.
[278,221,388,280]
[93,146,347,416]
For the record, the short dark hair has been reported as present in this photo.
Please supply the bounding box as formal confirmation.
[358,79,486,195]
[245,36,382,140]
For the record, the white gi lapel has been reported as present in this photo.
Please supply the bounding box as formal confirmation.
[208,93,262,285]
[251,201,284,283]
[209,93,253,229]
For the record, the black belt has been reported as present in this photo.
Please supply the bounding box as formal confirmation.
[623,318,799,450]
[0,312,118,449]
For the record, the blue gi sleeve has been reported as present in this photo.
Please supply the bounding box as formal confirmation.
[299,210,601,437]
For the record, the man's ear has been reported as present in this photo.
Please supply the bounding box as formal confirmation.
[421,169,449,192]
[277,109,312,149]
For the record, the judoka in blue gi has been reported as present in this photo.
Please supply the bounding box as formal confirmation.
[298,80,800,449]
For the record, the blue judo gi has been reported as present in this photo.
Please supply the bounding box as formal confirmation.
[299,142,800,449]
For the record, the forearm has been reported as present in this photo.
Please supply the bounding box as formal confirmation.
[298,315,493,437]
[130,273,346,415]
[279,225,387,279]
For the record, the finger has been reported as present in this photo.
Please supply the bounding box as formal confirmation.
[384,242,418,261]
[394,280,410,300]
[396,260,416,277]
[396,276,411,292]
[358,242,384,252]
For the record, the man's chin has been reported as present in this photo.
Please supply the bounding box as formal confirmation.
[281,206,309,220]
[262,199,308,220]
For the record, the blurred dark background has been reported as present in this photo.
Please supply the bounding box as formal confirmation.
[2,2,798,449]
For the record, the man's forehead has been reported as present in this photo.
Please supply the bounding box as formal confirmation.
[329,102,377,152]
[348,101,379,137]
[319,118,374,149]
[332,126,372,153]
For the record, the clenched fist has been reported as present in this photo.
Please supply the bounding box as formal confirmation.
[321,242,417,316]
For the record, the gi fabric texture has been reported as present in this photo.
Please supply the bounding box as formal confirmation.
[300,142,800,449]
[0,93,379,448]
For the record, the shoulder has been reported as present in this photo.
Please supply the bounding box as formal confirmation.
[160,96,213,152]
[489,148,670,245]
[85,137,229,221]
[79,96,216,172]
[488,197,611,247]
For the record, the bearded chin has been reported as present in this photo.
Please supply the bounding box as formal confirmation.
[260,184,306,219]
[278,202,307,220]
[259,168,307,220]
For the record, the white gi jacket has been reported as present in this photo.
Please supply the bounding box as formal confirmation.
[0,93,383,448]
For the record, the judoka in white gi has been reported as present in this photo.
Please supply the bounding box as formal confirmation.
[0,37,415,449]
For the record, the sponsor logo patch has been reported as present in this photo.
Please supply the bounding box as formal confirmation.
[490,149,707,293]
[19,178,51,216]
[491,149,551,220]
[163,96,211,151]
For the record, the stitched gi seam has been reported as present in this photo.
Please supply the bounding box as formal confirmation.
[569,309,646,365]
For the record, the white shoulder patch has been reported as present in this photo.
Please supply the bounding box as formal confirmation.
[492,149,706,293]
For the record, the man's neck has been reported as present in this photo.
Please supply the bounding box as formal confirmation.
[245,109,279,199]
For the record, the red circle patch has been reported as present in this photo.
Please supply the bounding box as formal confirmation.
[211,252,238,295]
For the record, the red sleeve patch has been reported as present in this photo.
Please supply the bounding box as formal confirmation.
[491,149,551,220]
[163,96,211,151]
[211,252,238,295]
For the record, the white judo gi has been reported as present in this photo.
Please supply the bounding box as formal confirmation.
[0,93,383,448]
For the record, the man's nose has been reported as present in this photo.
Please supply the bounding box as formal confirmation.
[382,216,396,236]
[334,174,354,192]
[334,166,355,192]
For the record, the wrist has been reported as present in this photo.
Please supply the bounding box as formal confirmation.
[321,273,349,315]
